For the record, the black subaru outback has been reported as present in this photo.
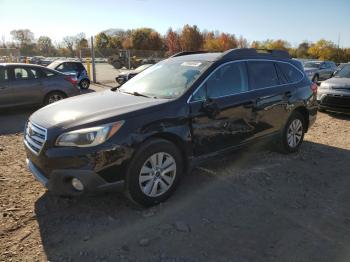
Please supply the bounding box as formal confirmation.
[24,49,318,206]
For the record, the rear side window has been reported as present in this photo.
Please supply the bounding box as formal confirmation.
[41,69,57,77]
[0,68,8,81]
[13,67,40,80]
[247,61,279,90]
[276,62,303,83]
[192,62,248,101]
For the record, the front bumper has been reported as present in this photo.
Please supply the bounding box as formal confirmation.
[318,91,350,113]
[26,158,124,195]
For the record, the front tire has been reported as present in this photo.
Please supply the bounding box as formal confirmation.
[125,139,183,207]
[278,111,306,153]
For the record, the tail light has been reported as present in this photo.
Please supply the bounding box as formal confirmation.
[65,76,78,86]
[310,82,318,94]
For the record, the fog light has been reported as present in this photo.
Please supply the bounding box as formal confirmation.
[71,178,84,191]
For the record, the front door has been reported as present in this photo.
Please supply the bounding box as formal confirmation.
[189,61,257,157]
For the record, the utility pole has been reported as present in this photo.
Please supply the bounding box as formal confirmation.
[91,36,96,83]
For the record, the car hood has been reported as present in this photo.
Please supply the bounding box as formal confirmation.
[30,90,168,129]
[323,77,350,89]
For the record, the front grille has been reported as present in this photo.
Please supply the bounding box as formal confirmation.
[322,95,350,108]
[24,122,47,155]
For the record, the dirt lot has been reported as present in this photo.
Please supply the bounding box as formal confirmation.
[0,103,350,261]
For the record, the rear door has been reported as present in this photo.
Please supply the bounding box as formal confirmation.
[189,61,256,156]
[7,66,43,106]
[246,60,295,138]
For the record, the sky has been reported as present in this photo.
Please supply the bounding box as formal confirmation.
[0,0,349,47]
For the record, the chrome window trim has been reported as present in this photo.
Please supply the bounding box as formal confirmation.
[187,59,305,104]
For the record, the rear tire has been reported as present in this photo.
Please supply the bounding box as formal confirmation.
[125,139,183,207]
[278,111,306,153]
[44,91,67,105]
[79,79,90,89]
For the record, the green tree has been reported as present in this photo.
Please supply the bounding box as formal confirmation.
[308,39,336,60]
[95,32,110,49]
[37,36,53,55]
[131,28,163,50]
[180,24,203,51]
[10,29,34,47]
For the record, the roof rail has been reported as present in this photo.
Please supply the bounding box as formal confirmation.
[219,48,291,60]
[170,50,208,58]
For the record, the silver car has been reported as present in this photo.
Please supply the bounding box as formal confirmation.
[304,61,337,83]
[318,64,350,113]
[0,63,80,109]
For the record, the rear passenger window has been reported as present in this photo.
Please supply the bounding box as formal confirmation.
[192,62,248,101]
[0,68,8,81]
[247,61,279,89]
[42,69,57,77]
[276,63,303,83]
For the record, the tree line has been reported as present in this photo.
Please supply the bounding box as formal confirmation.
[2,25,350,63]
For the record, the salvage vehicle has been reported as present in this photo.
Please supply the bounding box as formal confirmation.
[318,64,350,113]
[25,48,318,206]
[115,64,153,85]
[0,63,80,109]
[47,60,90,89]
[304,61,337,82]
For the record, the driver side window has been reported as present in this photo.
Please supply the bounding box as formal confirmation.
[192,62,248,101]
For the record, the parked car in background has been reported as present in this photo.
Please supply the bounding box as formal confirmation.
[47,60,90,89]
[115,64,153,85]
[303,61,337,82]
[24,48,318,206]
[0,63,80,109]
[333,62,350,75]
[318,64,350,113]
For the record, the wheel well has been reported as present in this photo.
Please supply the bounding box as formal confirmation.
[143,133,189,173]
[294,107,309,132]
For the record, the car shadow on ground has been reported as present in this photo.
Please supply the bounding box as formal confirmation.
[0,89,95,135]
[325,111,350,121]
[34,141,350,261]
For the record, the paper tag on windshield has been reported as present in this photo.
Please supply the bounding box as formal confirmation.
[181,62,202,67]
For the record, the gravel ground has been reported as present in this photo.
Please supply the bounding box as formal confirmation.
[0,109,349,262]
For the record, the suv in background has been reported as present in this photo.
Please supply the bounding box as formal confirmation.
[0,63,80,109]
[303,61,337,82]
[25,49,318,206]
[47,60,90,89]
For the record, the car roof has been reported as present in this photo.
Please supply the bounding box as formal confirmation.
[170,53,222,62]
[0,63,47,68]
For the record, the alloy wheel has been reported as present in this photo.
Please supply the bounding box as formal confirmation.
[287,119,303,148]
[139,152,177,197]
[48,94,63,104]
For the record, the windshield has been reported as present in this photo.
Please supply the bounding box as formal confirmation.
[119,60,211,99]
[304,62,321,69]
[334,65,350,78]
[47,61,61,69]
[134,64,152,73]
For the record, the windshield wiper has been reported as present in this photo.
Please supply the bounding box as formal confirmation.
[120,90,155,98]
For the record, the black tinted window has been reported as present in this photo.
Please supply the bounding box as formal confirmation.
[192,62,248,101]
[0,68,8,81]
[13,67,39,80]
[42,69,57,77]
[276,62,303,83]
[247,61,279,89]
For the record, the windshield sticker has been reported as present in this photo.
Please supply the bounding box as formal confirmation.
[181,61,202,67]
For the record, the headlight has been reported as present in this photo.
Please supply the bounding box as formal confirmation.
[56,121,124,147]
